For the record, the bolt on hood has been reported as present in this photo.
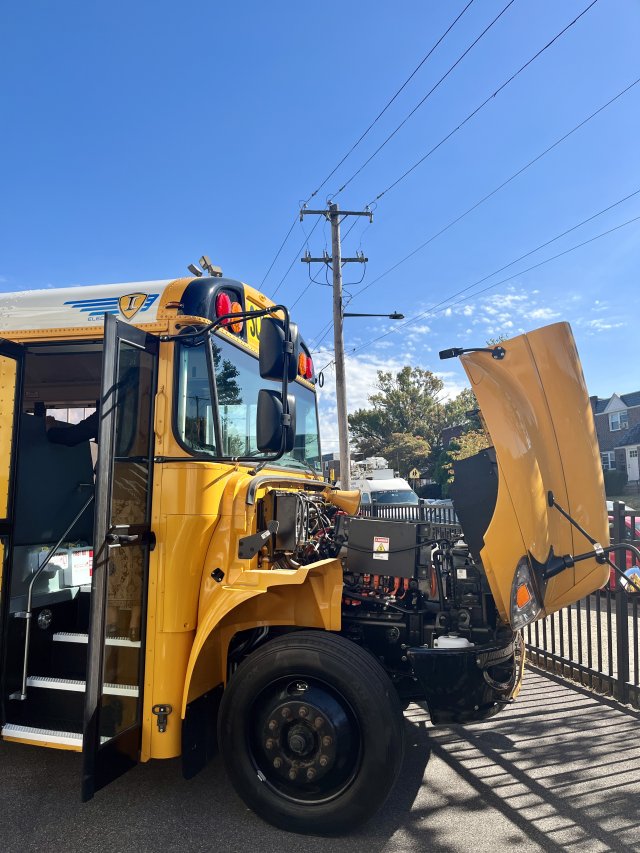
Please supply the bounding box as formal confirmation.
[459,321,609,623]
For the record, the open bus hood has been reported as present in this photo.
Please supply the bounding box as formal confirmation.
[458,322,609,625]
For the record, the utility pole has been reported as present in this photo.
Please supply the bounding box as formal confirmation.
[301,203,372,489]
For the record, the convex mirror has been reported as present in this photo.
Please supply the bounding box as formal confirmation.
[259,317,299,383]
[257,390,296,453]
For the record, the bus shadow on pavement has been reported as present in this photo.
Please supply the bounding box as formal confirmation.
[410,668,640,853]
[1,669,639,852]
[0,713,433,853]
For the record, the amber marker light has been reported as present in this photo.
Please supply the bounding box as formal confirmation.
[510,557,542,628]
[516,583,532,609]
[230,301,244,334]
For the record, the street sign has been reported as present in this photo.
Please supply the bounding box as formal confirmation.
[409,467,420,480]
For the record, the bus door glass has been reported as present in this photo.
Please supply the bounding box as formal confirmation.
[0,340,24,675]
[82,314,158,800]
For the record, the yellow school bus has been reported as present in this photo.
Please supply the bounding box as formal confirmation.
[0,273,610,834]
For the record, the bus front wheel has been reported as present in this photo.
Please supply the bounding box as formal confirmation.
[217,630,405,835]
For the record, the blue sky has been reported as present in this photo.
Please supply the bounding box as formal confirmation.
[2,1,639,450]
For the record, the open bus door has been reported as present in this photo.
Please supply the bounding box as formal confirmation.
[82,314,158,800]
[0,340,24,710]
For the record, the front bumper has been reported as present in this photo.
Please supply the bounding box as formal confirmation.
[407,634,521,724]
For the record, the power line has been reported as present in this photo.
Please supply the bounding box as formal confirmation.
[259,215,298,290]
[330,0,518,200]
[419,213,640,328]
[348,193,640,357]
[265,201,364,302]
[271,218,321,297]
[348,76,639,302]
[310,315,335,347]
[366,0,600,206]
[310,76,638,345]
[292,253,334,311]
[303,0,478,206]
[260,1,477,290]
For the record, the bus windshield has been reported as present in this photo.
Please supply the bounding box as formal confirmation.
[176,334,322,473]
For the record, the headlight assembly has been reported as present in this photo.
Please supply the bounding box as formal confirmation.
[510,556,543,629]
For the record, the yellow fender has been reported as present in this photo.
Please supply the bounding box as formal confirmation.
[181,558,343,716]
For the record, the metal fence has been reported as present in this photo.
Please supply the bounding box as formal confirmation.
[359,502,459,524]
[525,500,640,709]
[360,499,640,708]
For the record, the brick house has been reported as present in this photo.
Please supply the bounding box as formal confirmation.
[590,391,640,483]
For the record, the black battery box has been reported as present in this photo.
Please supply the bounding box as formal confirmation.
[344,517,425,578]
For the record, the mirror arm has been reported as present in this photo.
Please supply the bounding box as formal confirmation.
[278,308,292,458]
[160,305,290,343]
[543,543,640,595]
[163,303,297,466]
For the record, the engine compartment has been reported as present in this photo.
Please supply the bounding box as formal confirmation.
[257,487,515,703]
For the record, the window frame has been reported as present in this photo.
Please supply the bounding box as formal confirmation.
[172,332,322,471]
[172,336,221,459]
[601,451,616,471]
[609,410,629,431]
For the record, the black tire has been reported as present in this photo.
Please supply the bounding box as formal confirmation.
[217,630,405,835]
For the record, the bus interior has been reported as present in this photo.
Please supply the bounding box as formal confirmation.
[2,340,143,746]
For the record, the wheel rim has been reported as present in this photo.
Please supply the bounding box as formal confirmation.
[247,676,362,804]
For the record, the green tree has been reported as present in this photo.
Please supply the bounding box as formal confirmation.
[383,432,432,478]
[211,343,241,404]
[348,366,476,478]
[434,429,491,495]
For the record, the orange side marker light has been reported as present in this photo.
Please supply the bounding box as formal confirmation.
[516,583,532,609]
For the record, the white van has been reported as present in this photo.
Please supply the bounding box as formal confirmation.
[355,477,420,506]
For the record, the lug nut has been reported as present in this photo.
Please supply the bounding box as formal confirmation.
[288,768,297,780]
[281,707,292,719]
[306,768,316,780]
[268,719,278,731]
[265,739,274,750]
[314,716,324,729]
[273,758,282,769]
[322,735,332,747]
[298,706,309,718]
[319,755,329,767]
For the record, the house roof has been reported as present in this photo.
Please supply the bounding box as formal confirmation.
[615,422,640,448]
[594,391,640,414]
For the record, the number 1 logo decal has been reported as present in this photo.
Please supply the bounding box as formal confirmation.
[118,293,148,320]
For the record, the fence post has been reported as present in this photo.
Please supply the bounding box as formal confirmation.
[613,500,630,703]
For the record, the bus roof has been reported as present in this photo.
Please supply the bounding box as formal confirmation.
[0,276,273,342]
[0,280,173,336]
[0,275,317,386]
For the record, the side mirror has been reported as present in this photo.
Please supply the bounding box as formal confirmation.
[259,318,299,382]
[256,389,296,453]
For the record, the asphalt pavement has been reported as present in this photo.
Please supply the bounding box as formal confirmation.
[1,667,639,853]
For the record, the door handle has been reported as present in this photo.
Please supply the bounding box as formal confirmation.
[106,530,156,550]
[106,533,140,545]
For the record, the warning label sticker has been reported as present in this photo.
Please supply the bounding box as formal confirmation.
[373,536,390,561]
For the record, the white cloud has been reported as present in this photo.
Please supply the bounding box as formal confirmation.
[578,317,626,334]
[315,348,468,450]
[525,307,560,321]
